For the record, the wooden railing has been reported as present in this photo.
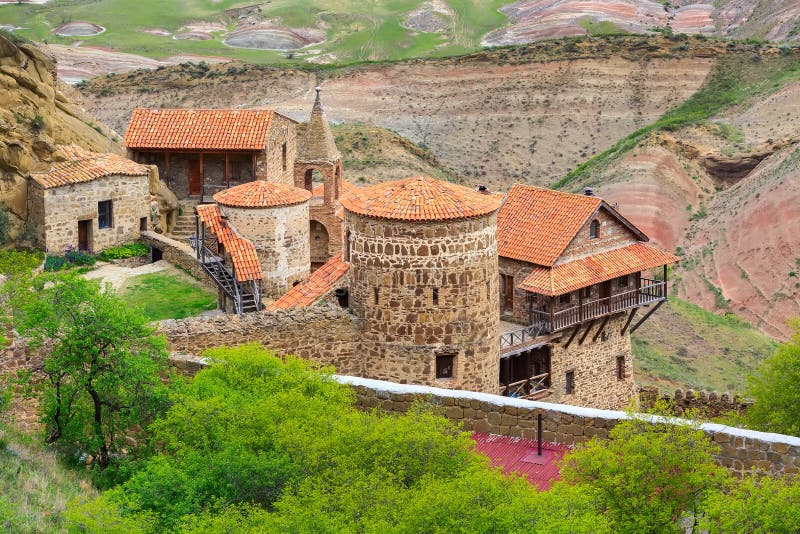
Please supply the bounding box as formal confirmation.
[529,280,667,334]
[501,373,549,399]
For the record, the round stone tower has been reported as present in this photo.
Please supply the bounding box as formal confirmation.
[214,180,312,297]
[341,176,502,393]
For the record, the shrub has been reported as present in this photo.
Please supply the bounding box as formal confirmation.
[30,114,45,132]
[0,250,44,277]
[97,243,149,262]
[65,249,95,267]
[43,248,96,272]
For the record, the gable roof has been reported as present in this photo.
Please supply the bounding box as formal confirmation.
[518,242,679,296]
[497,184,646,267]
[268,256,349,311]
[214,180,312,208]
[31,145,149,189]
[341,176,502,222]
[195,204,263,282]
[297,88,341,163]
[125,108,278,151]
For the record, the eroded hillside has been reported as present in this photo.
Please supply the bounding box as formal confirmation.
[0,32,120,231]
[81,36,722,188]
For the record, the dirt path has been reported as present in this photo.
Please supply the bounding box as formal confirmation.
[81,259,170,291]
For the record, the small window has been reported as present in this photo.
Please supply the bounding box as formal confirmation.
[98,200,113,229]
[579,286,591,299]
[281,142,288,172]
[559,293,571,304]
[616,355,625,380]
[344,230,351,262]
[436,353,455,379]
[139,217,148,232]
[589,219,600,239]
[373,287,379,305]
[432,288,439,305]
[618,275,629,287]
[565,371,575,394]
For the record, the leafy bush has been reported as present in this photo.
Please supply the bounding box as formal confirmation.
[0,250,43,277]
[0,205,11,244]
[97,243,150,262]
[43,249,96,272]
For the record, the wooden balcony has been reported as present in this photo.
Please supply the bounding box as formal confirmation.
[500,373,550,399]
[533,278,667,333]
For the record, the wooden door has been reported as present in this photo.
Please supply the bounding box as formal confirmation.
[501,274,514,312]
[600,280,612,311]
[78,220,90,251]
[189,160,202,196]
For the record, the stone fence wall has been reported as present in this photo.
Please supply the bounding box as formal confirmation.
[139,231,217,292]
[158,304,362,375]
[339,376,799,478]
[639,385,753,418]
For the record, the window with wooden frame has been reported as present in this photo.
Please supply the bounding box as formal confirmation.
[589,219,600,239]
[98,200,113,229]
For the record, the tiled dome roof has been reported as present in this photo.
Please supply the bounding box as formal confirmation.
[340,176,502,221]
[213,180,312,208]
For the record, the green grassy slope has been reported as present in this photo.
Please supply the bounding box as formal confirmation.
[0,0,508,65]
[632,298,777,393]
[120,271,217,321]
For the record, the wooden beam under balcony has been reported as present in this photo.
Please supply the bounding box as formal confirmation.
[563,324,580,349]
[578,319,596,346]
[629,300,665,334]
[592,315,611,342]
[620,308,638,335]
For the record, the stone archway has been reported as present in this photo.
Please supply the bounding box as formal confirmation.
[310,219,330,270]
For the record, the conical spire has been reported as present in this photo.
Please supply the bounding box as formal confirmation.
[297,86,341,164]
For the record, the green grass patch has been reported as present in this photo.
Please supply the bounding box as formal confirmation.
[0,428,97,533]
[0,250,43,277]
[632,298,778,392]
[578,18,624,36]
[120,271,216,321]
[555,53,800,189]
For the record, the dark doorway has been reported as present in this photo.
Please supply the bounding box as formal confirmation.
[151,247,163,263]
[600,280,612,312]
[77,220,91,251]
[501,274,514,312]
[189,159,202,196]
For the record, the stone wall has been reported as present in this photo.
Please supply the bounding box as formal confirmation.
[346,211,500,393]
[548,313,636,410]
[498,257,535,323]
[221,201,310,297]
[263,115,297,186]
[340,376,800,478]
[30,173,149,253]
[559,206,639,264]
[139,231,217,292]
[639,386,754,418]
[158,303,362,374]
[295,160,345,262]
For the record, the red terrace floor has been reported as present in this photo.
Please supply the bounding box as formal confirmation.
[471,432,571,490]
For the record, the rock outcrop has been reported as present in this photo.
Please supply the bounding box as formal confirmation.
[0,34,121,233]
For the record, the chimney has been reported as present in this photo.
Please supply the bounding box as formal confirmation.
[476,184,490,195]
[583,187,595,196]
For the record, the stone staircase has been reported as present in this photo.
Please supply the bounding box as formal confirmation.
[169,199,201,243]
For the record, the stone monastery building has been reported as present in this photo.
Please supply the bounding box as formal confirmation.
[62,87,676,411]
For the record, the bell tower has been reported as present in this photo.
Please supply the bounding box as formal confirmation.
[294,87,345,269]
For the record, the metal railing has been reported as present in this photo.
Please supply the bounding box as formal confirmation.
[501,373,549,398]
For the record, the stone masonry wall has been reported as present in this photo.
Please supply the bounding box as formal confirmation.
[33,173,149,253]
[342,376,800,478]
[157,303,362,375]
[639,386,754,418]
[295,161,345,262]
[498,257,535,323]
[262,115,297,186]
[139,231,218,292]
[559,207,639,264]
[548,313,636,409]
[221,202,310,297]
[346,211,500,393]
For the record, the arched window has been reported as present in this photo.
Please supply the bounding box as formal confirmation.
[589,219,600,239]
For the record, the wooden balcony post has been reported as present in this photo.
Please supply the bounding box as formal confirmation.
[549,297,555,331]
[663,264,668,298]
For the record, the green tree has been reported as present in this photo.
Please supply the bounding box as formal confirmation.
[556,404,729,532]
[702,472,800,532]
[11,273,172,470]
[746,320,800,435]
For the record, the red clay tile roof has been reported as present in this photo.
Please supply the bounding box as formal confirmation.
[31,145,149,189]
[340,176,502,222]
[196,204,263,282]
[472,432,570,490]
[311,180,358,198]
[498,184,603,267]
[518,242,679,296]
[268,256,349,311]
[125,108,276,151]
[213,180,312,208]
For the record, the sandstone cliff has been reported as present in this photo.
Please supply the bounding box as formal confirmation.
[0,33,121,230]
